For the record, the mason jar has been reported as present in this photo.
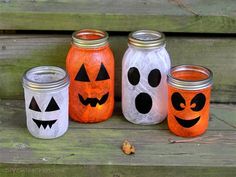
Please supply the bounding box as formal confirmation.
[66,29,115,123]
[22,66,69,139]
[167,65,213,137]
[122,30,171,125]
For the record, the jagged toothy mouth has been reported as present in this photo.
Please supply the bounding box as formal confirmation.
[32,118,57,129]
[175,116,200,128]
[78,92,109,107]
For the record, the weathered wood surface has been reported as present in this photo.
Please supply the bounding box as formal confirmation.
[0,0,236,33]
[0,35,236,103]
[0,100,236,177]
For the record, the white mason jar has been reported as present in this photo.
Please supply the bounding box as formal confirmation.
[122,30,171,125]
[22,66,69,139]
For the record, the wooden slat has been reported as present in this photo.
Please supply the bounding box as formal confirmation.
[1,164,236,177]
[0,0,236,33]
[0,101,234,131]
[0,100,236,177]
[0,35,236,103]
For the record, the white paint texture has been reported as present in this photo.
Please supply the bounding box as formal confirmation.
[122,45,171,125]
[24,87,69,139]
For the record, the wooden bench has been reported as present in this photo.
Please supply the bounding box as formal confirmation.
[0,1,236,176]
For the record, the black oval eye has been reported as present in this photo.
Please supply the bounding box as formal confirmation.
[45,97,60,112]
[75,64,90,82]
[148,69,161,87]
[171,92,186,111]
[128,67,140,86]
[29,96,41,112]
[96,63,110,81]
[191,93,206,111]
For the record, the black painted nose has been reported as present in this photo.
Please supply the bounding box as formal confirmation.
[135,92,152,114]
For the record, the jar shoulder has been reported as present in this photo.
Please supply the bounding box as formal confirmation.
[122,46,170,67]
[66,45,114,63]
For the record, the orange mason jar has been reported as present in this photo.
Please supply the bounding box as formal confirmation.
[66,29,115,123]
[167,65,213,137]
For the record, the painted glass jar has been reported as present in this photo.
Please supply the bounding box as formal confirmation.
[122,30,171,125]
[22,66,69,139]
[66,29,114,123]
[167,65,213,137]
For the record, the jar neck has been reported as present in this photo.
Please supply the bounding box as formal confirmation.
[71,43,110,51]
[128,43,166,51]
[72,29,109,49]
[167,65,213,90]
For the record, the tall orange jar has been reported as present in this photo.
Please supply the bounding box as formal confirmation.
[66,29,115,123]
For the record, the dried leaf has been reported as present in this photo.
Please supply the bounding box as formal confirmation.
[122,140,135,155]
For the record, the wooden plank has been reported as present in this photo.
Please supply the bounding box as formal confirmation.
[0,100,236,177]
[0,35,236,103]
[0,0,236,33]
[1,164,236,177]
[0,100,235,131]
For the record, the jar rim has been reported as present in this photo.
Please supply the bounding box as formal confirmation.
[128,30,165,49]
[167,65,213,90]
[72,29,109,48]
[22,66,69,91]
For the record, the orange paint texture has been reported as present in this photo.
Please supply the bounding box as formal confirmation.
[66,30,114,123]
[167,66,213,137]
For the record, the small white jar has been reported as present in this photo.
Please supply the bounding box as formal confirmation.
[22,66,69,139]
[122,30,171,125]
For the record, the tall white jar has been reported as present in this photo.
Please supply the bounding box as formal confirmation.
[122,30,171,125]
[22,66,69,139]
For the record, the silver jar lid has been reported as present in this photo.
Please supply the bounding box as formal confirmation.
[167,65,213,90]
[23,66,69,91]
[72,29,109,48]
[128,30,166,49]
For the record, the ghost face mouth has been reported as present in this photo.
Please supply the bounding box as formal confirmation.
[175,116,200,128]
[135,92,153,114]
[32,118,57,129]
[78,92,109,107]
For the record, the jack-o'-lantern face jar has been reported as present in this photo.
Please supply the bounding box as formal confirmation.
[66,29,114,123]
[167,65,213,137]
[23,66,69,139]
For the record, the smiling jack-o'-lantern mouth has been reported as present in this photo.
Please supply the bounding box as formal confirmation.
[32,118,57,129]
[78,92,109,107]
[175,116,200,128]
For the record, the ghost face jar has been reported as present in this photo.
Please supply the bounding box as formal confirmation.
[22,66,69,139]
[122,30,171,125]
[66,29,115,123]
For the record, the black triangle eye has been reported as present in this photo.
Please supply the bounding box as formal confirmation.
[29,97,41,112]
[191,93,206,111]
[45,97,60,112]
[75,64,90,82]
[96,63,110,81]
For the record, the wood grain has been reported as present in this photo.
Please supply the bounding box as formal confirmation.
[0,100,236,177]
[0,0,236,33]
[1,164,236,177]
[0,35,236,103]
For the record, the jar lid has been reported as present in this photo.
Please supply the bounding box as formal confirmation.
[72,29,109,48]
[128,30,165,49]
[23,66,69,91]
[167,65,213,90]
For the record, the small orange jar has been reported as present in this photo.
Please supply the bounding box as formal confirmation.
[167,65,213,137]
[66,29,115,123]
